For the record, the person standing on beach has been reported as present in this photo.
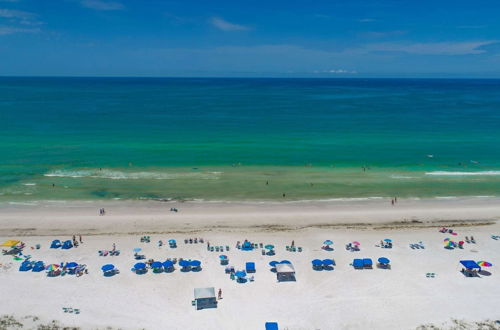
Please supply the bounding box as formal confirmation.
[79,235,82,244]
[391,199,394,206]
[218,288,222,300]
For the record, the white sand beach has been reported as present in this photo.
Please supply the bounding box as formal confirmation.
[1,198,499,329]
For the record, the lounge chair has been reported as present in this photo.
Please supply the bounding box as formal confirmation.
[246,262,256,273]
[298,247,302,252]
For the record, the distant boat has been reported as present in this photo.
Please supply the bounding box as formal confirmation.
[427,155,434,158]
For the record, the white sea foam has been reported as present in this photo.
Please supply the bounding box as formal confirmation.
[44,169,221,180]
[390,175,418,179]
[22,183,37,186]
[425,171,500,176]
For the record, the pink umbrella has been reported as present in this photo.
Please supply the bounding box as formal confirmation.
[352,241,360,246]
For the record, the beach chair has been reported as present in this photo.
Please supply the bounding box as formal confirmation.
[226,246,230,251]
[210,246,214,252]
[298,247,302,252]
[286,246,290,251]
[262,249,265,255]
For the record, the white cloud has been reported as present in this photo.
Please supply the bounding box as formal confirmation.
[0,8,33,19]
[0,26,39,35]
[210,17,250,31]
[366,41,496,55]
[80,0,124,11]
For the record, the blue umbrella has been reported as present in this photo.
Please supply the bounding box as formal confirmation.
[269,261,279,267]
[163,260,174,268]
[322,259,334,266]
[312,259,323,266]
[101,264,115,272]
[168,239,176,244]
[190,260,201,267]
[384,239,392,243]
[179,260,190,267]
[323,240,333,245]
[235,271,246,278]
[280,260,291,264]
[133,248,142,253]
[378,257,390,264]
[65,262,78,268]
[151,261,163,268]
[219,255,228,260]
[265,244,275,250]
[134,262,146,269]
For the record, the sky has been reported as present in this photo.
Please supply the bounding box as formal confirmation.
[0,0,499,77]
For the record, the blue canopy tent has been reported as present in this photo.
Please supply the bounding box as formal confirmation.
[460,260,480,269]
[280,260,291,264]
[322,259,334,266]
[62,240,73,249]
[246,262,256,273]
[191,260,201,267]
[265,322,279,330]
[50,240,61,249]
[101,264,115,272]
[363,258,373,268]
[353,259,364,268]
[134,262,146,269]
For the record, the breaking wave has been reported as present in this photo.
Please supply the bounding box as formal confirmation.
[44,169,221,180]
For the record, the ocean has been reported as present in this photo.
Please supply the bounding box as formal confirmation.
[1,77,500,202]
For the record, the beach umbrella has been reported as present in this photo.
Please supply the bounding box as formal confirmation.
[65,262,78,268]
[133,248,142,253]
[269,261,279,267]
[190,260,201,267]
[352,241,361,246]
[101,264,115,272]
[443,238,450,242]
[459,241,464,245]
[280,260,291,264]
[323,240,333,246]
[179,260,190,267]
[134,262,146,269]
[219,255,228,260]
[378,257,390,264]
[312,259,322,266]
[168,239,176,244]
[151,261,163,268]
[162,260,174,268]
[383,239,392,243]
[477,261,492,267]
[235,271,246,278]
[322,259,334,266]
[264,244,275,250]
[46,264,59,271]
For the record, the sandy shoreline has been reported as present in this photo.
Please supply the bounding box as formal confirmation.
[1,198,499,329]
[0,197,499,236]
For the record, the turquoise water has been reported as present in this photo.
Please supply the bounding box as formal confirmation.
[1,77,500,201]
